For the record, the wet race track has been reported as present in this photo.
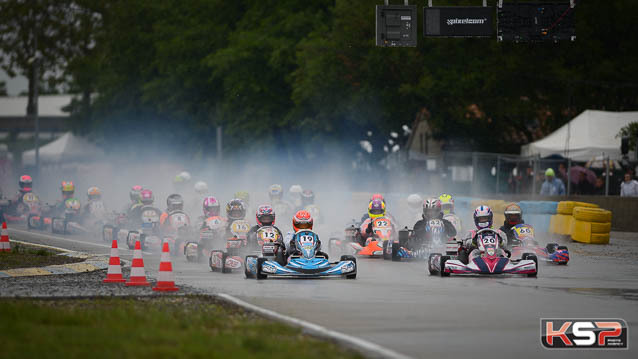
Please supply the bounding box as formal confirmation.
[7,226,638,359]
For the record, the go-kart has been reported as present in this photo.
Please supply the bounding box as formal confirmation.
[245,230,357,279]
[242,226,286,277]
[392,219,454,262]
[327,221,361,256]
[184,216,225,262]
[209,219,250,273]
[330,217,396,259]
[431,228,538,277]
[2,193,43,223]
[509,224,569,265]
[51,199,88,235]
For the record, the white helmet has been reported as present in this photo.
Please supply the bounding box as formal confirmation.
[289,184,303,198]
[179,171,192,182]
[194,181,208,194]
[407,194,422,210]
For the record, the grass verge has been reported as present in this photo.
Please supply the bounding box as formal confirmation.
[0,296,362,359]
[0,243,84,270]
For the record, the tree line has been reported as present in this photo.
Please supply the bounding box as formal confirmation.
[1,0,637,159]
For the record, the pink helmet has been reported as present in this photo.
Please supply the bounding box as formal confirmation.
[140,189,154,205]
[256,204,275,226]
[203,196,220,217]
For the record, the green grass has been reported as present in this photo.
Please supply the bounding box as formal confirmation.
[0,296,362,359]
[0,243,84,270]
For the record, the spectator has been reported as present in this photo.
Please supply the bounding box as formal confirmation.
[592,176,605,195]
[574,172,594,195]
[620,173,638,197]
[540,168,566,196]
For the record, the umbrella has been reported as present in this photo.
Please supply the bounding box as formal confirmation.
[569,165,596,185]
[586,155,620,169]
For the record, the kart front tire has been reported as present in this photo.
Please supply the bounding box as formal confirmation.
[209,250,221,272]
[341,255,357,279]
[440,256,450,277]
[221,252,231,274]
[256,257,267,280]
[522,253,538,277]
[428,253,439,275]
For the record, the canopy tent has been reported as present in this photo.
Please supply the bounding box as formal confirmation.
[521,110,638,161]
[22,132,104,165]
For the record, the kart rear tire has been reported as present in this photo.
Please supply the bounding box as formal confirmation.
[428,253,439,275]
[383,241,390,260]
[27,214,37,229]
[256,257,267,280]
[209,250,221,272]
[244,255,257,279]
[440,256,450,277]
[391,242,401,262]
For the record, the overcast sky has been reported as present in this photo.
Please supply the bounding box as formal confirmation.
[0,68,28,96]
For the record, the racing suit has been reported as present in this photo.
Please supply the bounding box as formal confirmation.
[499,220,525,248]
[247,224,284,249]
[285,232,328,260]
[412,214,457,243]
[458,228,509,264]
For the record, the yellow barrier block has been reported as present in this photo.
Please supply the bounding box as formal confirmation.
[571,219,611,244]
[556,201,598,215]
[573,207,612,223]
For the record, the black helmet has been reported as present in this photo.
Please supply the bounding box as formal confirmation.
[166,193,184,212]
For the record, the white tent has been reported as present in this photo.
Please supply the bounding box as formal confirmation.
[521,110,638,161]
[22,132,104,165]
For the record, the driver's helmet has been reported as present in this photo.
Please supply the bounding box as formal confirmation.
[61,181,75,199]
[87,186,101,201]
[234,191,250,207]
[173,171,191,183]
[140,189,154,206]
[226,199,246,221]
[289,185,302,199]
[19,175,33,194]
[504,203,522,226]
[422,197,441,219]
[202,196,220,217]
[166,194,184,212]
[368,199,386,220]
[371,193,385,204]
[269,184,283,201]
[439,194,454,215]
[301,189,314,206]
[130,185,143,203]
[292,210,313,232]
[407,193,422,211]
[473,205,493,230]
[256,204,275,226]
[194,181,208,195]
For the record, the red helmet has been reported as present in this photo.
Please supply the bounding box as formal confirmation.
[292,210,313,232]
[256,205,275,226]
[19,175,33,193]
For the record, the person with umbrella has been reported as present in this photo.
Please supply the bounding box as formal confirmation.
[540,168,566,196]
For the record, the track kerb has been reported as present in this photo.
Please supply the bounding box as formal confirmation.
[1,222,10,252]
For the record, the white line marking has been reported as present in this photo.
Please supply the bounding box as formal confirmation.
[217,293,413,359]
[8,228,153,255]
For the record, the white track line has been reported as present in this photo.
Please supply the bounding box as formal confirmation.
[217,293,413,359]
[8,228,153,255]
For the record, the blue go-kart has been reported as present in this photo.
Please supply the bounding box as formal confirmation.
[245,230,357,279]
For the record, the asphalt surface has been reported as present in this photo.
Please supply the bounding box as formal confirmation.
[5,226,637,359]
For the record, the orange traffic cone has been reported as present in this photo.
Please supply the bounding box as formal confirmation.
[125,239,150,286]
[103,239,126,283]
[153,241,178,292]
[1,222,10,252]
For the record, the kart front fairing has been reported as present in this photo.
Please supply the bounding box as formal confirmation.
[444,256,536,275]
[259,256,356,277]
